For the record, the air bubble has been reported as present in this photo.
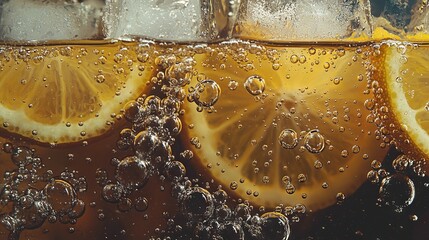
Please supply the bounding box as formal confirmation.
[191,79,221,107]
[162,115,182,136]
[352,145,360,153]
[244,75,265,96]
[364,99,375,110]
[117,197,132,212]
[219,222,244,239]
[134,130,170,164]
[182,187,214,220]
[43,179,76,214]
[260,212,290,240]
[304,130,325,153]
[135,197,149,212]
[115,156,150,189]
[164,161,186,180]
[11,146,33,166]
[234,204,251,221]
[314,160,323,169]
[379,173,415,213]
[95,74,105,83]
[336,193,346,202]
[392,155,413,171]
[228,80,238,90]
[124,100,142,122]
[102,183,124,203]
[285,184,295,194]
[69,199,85,219]
[230,181,238,190]
[278,129,298,149]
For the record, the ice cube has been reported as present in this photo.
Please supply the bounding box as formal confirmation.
[104,0,205,41]
[408,1,429,35]
[104,0,240,42]
[233,0,373,41]
[0,0,103,41]
[370,0,415,36]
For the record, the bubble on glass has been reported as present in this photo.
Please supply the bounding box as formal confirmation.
[378,173,415,213]
[304,129,325,153]
[244,75,265,95]
[278,129,298,149]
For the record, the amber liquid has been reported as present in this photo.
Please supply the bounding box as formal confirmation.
[0,40,428,240]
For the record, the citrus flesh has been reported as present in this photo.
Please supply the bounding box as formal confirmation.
[0,41,151,144]
[183,43,388,211]
[380,42,429,172]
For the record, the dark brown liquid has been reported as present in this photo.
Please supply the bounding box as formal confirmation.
[0,40,427,240]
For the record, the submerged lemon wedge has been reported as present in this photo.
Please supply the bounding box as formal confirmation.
[0,42,152,144]
[183,43,387,211]
[379,41,429,172]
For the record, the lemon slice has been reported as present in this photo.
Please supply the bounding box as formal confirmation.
[381,42,429,171]
[0,41,151,143]
[183,44,387,211]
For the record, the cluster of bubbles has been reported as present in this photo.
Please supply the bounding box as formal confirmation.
[106,48,291,239]
[177,187,290,240]
[366,42,425,214]
[0,144,86,239]
[365,154,417,213]
[3,41,427,239]
[278,129,325,154]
